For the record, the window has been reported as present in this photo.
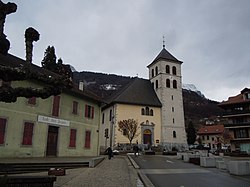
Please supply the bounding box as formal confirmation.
[141,108,145,115]
[72,101,78,115]
[234,128,249,138]
[166,79,170,88]
[151,69,154,77]
[171,95,174,100]
[166,65,170,73]
[102,113,105,124]
[0,118,7,144]
[173,118,175,124]
[155,66,158,75]
[172,66,177,75]
[173,80,177,89]
[207,135,209,140]
[109,109,112,121]
[85,105,94,119]
[146,107,149,115]
[173,131,176,138]
[84,130,91,148]
[156,80,158,89]
[202,136,205,140]
[123,129,127,136]
[52,96,60,117]
[69,129,77,147]
[172,107,174,112]
[150,109,153,116]
[28,97,36,105]
[22,122,34,145]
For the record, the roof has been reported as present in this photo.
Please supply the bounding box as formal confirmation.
[104,78,162,108]
[0,53,102,103]
[147,47,183,68]
[218,88,250,106]
[197,124,224,135]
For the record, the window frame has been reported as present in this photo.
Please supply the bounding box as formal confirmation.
[22,122,34,146]
[0,118,7,145]
[69,129,77,148]
[72,101,78,115]
[84,130,91,148]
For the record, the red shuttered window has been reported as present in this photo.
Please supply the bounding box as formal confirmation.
[22,122,34,145]
[69,129,77,148]
[28,97,36,105]
[84,105,94,119]
[52,96,60,117]
[72,101,78,115]
[84,131,91,148]
[0,118,7,144]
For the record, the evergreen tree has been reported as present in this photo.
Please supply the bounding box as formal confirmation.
[186,121,196,144]
[41,46,57,72]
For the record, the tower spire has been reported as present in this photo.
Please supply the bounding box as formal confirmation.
[162,36,165,48]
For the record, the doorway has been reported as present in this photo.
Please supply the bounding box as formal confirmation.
[46,126,59,157]
[143,129,152,145]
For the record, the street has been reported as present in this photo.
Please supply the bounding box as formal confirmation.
[132,155,250,187]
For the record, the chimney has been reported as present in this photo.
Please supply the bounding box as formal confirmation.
[25,27,39,63]
[79,81,84,91]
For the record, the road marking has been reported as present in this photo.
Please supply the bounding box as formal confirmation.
[166,160,174,164]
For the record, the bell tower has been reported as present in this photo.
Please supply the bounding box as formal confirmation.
[147,41,187,150]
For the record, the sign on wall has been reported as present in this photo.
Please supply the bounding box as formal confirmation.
[38,115,70,127]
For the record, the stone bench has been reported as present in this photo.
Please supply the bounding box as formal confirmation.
[183,153,200,163]
[228,161,250,175]
[216,160,227,170]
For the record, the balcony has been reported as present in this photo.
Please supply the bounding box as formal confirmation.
[222,109,250,117]
[224,122,250,128]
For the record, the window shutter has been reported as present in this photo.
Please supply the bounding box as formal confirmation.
[52,96,60,116]
[84,131,91,148]
[28,97,36,105]
[72,101,78,114]
[0,118,7,144]
[22,122,34,145]
[91,107,94,119]
[69,129,77,147]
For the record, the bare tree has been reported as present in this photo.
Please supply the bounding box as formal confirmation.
[118,119,140,145]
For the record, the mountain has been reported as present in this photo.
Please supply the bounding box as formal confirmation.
[73,71,223,128]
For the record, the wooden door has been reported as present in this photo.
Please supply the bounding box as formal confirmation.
[46,126,59,157]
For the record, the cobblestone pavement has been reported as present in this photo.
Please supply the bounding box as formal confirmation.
[55,155,139,187]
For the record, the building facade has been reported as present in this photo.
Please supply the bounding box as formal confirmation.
[218,88,250,154]
[147,46,187,150]
[0,54,101,158]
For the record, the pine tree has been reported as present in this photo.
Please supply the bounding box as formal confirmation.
[41,46,57,72]
[186,121,196,145]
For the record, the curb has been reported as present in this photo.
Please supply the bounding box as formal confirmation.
[127,154,155,187]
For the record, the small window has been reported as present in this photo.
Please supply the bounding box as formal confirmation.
[173,80,177,89]
[146,107,149,115]
[22,122,34,145]
[85,105,94,119]
[151,69,154,77]
[69,129,77,148]
[166,65,170,73]
[173,118,175,124]
[123,129,127,136]
[109,109,112,121]
[173,131,176,138]
[150,109,153,116]
[172,66,177,75]
[156,80,158,89]
[171,95,174,100]
[141,108,145,115]
[166,79,170,88]
[207,135,209,140]
[0,118,7,144]
[84,130,91,148]
[102,113,105,124]
[155,66,158,75]
[28,97,36,105]
[172,107,174,112]
[72,101,78,115]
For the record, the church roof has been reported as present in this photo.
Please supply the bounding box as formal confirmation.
[104,78,162,108]
[147,47,182,68]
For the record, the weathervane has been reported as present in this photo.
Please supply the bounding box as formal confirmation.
[162,36,166,49]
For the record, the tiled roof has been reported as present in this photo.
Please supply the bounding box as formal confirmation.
[197,124,224,135]
[104,78,162,108]
[147,47,182,68]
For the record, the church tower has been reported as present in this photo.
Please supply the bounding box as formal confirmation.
[147,42,187,150]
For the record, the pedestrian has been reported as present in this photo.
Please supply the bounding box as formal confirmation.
[133,144,139,157]
[105,146,113,160]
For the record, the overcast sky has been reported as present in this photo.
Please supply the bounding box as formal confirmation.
[4,0,250,101]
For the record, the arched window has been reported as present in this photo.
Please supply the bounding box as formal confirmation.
[173,80,177,89]
[141,108,145,115]
[166,65,170,73]
[150,109,153,116]
[151,69,154,77]
[145,107,149,115]
[166,79,170,88]
[155,66,158,75]
[156,80,158,89]
[172,66,176,75]
[173,131,177,138]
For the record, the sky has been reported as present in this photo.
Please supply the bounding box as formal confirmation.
[3,0,250,102]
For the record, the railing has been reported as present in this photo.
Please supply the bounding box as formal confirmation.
[222,109,250,116]
[224,122,250,127]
